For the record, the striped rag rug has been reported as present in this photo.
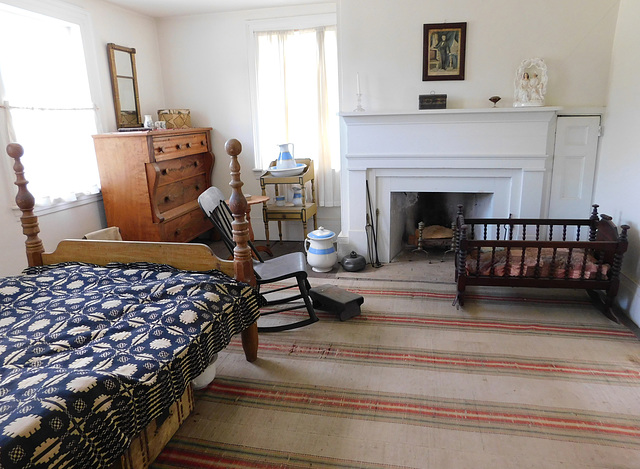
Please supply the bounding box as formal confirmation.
[152,279,640,469]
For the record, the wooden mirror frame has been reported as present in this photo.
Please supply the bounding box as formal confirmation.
[107,43,142,129]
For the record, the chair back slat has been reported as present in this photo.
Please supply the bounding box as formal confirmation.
[220,201,264,262]
[198,186,225,219]
[198,187,264,263]
[198,187,235,255]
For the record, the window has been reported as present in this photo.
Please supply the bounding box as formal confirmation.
[0,1,101,208]
[250,15,340,207]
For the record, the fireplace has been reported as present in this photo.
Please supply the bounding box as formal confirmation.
[393,192,492,258]
[339,108,560,262]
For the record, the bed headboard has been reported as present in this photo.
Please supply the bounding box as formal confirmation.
[7,139,256,287]
[9,138,260,363]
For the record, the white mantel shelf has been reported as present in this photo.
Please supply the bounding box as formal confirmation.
[339,106,563,118]
[339,106,563,263]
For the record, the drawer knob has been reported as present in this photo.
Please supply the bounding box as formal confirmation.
[176,144,182,149]
[193,161,198,167]
[157,147,164,153]
[164,196,170,203]
[161,169,168,175]
[186,143,192,148]
[195,185,200,191]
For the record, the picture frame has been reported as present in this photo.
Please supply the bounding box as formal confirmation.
[422,22,467,81]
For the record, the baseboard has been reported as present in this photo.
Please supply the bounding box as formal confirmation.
[616,272,640,327]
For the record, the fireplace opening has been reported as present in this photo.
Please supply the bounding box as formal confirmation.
[389,192,494,260]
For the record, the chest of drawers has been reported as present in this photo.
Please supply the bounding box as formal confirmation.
[92,128,214,242]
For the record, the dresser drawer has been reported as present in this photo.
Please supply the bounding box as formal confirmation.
[153,154,208,186]
[155,174,207,215]
[152,132,209,162]
[160,207,212,242]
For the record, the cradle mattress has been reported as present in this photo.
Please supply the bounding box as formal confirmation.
[466,247,609,278]
[0,262,262,468]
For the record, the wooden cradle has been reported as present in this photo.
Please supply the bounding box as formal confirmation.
[454,204,630,322]
[7,139,258,469]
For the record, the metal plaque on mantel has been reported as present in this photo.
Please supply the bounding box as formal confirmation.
[419,94,447,109]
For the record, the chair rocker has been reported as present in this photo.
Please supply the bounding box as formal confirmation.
[198,187,318,332]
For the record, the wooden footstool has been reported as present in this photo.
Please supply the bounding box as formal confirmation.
[309,284,364,321]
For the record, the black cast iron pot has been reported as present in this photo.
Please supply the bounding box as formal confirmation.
[341,251,366,272]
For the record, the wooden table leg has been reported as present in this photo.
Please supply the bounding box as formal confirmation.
[246,203,273,257]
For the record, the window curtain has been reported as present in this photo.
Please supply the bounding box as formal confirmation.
[0,5,101,207]
[255,26,340,207]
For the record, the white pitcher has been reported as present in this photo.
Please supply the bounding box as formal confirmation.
[304,227,338,273]
[292,184,303,206]
[276,143,295,169]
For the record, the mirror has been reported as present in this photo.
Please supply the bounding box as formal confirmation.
[107,43,142,128]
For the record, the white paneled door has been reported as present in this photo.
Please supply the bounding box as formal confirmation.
[548,116,600,220]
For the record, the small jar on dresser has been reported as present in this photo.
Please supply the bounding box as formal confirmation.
[92,127,214,242]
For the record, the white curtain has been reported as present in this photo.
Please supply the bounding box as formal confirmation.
[255,26,340,207]
[0,5,101,207]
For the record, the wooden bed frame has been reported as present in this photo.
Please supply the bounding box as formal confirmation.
[8,139,258,469]
[454,204,630,322]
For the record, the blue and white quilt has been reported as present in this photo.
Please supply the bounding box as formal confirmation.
[0,262,263,468]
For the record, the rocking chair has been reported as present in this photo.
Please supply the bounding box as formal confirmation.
[198,187,318,332]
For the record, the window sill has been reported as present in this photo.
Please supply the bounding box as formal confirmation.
[252,167,267,178]
[12,192,103,217]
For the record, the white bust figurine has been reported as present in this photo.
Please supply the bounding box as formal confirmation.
[513,58,547,107]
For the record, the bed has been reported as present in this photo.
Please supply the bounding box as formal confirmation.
[2,140,260,468]
[454,204,630,322]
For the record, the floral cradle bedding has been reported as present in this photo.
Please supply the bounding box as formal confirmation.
[465,247,609,278]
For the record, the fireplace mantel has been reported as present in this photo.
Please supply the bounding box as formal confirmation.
[341,106,562,118]
[339,107,562,262]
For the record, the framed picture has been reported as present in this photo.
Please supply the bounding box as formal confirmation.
[422,22,467,81]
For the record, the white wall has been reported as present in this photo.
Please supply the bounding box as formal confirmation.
[154,0,620,243]
[75,0,167,128]
[0,0,165,276]
[593,0,640,323]
[338,0,619,111]
[156,3,340,241]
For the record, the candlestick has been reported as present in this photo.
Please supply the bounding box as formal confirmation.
[353,93,365,112]
[354,73,364,112]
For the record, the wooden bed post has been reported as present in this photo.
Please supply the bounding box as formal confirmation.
[225,138,259,362]
[7,143,44,267]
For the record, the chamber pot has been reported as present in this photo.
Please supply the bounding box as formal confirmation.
[304,227,338,273]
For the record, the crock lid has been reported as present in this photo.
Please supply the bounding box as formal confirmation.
[307,226,335,240]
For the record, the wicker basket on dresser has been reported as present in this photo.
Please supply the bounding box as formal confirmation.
[92,127,214,242]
